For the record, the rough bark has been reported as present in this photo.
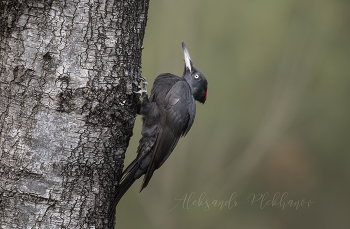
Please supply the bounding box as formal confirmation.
[0,0,149,228]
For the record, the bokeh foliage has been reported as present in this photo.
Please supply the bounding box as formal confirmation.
[116,0,350,228]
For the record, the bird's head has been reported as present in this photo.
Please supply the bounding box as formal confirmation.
[182,42,208,104]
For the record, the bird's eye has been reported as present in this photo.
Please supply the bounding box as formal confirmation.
[194,74,199,79]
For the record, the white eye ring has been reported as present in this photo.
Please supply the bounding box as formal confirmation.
[194,74,199,79]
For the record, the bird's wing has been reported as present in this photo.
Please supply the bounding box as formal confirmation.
[139,81,196,191]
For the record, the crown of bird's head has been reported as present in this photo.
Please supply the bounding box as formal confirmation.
[182,42,208,104]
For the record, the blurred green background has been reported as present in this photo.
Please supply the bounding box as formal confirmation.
[116,0,350,228]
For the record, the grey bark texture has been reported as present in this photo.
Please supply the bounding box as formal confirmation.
[0,0,149,228]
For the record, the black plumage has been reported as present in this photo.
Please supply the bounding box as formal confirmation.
[110,42,208,214]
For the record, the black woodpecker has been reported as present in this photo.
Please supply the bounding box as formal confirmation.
[111,42,208,211]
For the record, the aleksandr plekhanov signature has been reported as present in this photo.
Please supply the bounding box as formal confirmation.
[169,192,314,211]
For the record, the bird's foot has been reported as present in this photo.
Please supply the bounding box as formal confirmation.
[134,76,148,96]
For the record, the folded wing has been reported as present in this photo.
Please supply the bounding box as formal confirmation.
[139,81,196,191]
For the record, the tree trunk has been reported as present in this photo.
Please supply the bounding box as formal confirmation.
[0,0,149,228]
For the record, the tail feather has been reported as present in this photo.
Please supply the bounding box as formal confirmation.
[109,135,156,222]
[109,165,138,222]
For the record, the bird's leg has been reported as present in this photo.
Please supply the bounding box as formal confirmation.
[134,76,148,114]
[134,76,148,96]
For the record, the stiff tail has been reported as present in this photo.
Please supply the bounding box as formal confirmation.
[109,166,138,222]
[109,134,154,222]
